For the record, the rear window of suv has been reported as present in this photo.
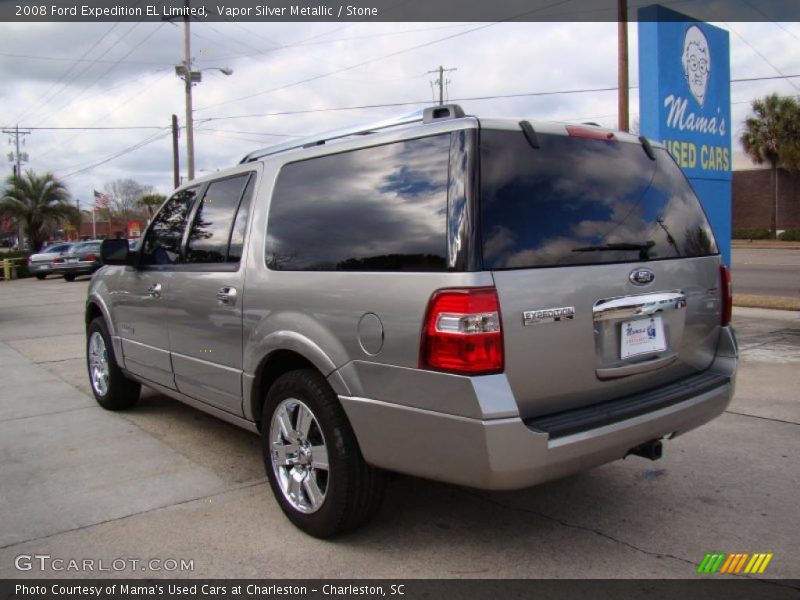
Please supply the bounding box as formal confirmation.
[480,129,719,269]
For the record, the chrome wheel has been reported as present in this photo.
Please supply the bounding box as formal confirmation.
[269,398,329,514]
[88,331,109,397]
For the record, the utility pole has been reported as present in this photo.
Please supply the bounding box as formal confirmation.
[3,124,31,177]
[427,65,457,105]
[76,198,81,241]
[171,114,180,189]
[183,7,195,181]
[617,0,630,132]
[3,125,31,247]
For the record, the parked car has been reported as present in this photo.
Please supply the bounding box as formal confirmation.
[53,240,102,281]
[27,242,74,279]
[86,105,737,538]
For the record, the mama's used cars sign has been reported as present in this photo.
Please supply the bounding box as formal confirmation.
[639,5,732,264]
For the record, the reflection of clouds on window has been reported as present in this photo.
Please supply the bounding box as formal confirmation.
[186,175,249,263]
[480,130,718,269]
[266,134,450,271]
[483,225,516,261]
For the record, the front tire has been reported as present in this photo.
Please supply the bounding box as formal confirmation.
[261,368,386,538]
[87,317,140,410]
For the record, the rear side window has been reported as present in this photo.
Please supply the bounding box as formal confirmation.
[480,130,719,269]
[266,134,450,271]
[140,188,198,265]
[185,174,251,264]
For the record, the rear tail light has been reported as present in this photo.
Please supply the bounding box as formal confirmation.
[720,265,732,326]
[86,253,97,261]
[420,287,504,375]
[53,257,63,264]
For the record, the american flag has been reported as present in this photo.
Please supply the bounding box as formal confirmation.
[93,190,109,210]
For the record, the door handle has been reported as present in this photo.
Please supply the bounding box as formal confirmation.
[147,283,162,298]
[217,286,237,305]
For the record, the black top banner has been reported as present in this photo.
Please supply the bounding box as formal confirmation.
[1,0,799,22]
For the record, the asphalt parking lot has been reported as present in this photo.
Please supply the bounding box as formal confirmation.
[0,276,798,580]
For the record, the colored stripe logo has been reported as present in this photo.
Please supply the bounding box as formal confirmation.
[697,552,773,574]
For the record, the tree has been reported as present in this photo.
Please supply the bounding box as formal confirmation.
[740,93,800,237]
[0,170,75,251]
[105,178,154,222]
[138,193,167,219]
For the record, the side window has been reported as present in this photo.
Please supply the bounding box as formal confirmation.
[266,134,450,271]
[140,188,198,265]
[227,175,255,263]
[185,174,250,264]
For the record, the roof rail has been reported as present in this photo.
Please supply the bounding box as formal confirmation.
[238,103,465,164]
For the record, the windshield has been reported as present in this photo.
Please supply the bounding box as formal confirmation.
[480,129,719,269]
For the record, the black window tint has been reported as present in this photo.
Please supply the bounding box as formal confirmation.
[140,188,198,265]
[227,175,255,263]
[266,134,450,271]
[480,130,719,269]
[186,175,249,264]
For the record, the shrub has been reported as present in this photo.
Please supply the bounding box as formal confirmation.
[732,228,772,240]
[778,229,800,241]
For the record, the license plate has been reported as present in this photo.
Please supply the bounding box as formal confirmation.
[66,257,78,263]
[621,316,667,359]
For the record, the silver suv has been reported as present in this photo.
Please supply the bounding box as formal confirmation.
[87,105,737,537]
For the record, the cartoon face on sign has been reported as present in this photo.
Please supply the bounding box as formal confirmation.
[682,25,711,107]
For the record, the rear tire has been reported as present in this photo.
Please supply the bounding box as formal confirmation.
[35,274,46,280]
[261,368,386,538]
[87,317,140,410]
[64,273,76,282]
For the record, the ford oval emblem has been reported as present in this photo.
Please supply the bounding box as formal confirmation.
[629,268,655,286]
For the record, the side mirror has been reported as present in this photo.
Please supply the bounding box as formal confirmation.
[101,239,132,266]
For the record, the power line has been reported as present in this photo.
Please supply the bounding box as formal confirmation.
[35,23,168,128]
[58,129,172,180]
[16,126,167,130]
[738,0,800,42]
[21,22,144,128]
[0,50,168,66]
[196,0,573,112]
[196,127,301,137]
[33,69,174,162]
[725,22,800,92]
[8,22,124,126]
[197,23,480,63]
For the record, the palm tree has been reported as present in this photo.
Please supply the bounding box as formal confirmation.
[0,170,75,251]
[740,94,800,238]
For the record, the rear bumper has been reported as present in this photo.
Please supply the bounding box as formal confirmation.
[340,327,737,491]
[51,262,100,275]
[29,262,54,273]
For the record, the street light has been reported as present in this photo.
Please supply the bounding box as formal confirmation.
[175,39,233,181]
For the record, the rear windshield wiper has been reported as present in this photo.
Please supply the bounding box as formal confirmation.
[572,241,656,260]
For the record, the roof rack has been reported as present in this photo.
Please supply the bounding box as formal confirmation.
[238,104,465,164]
